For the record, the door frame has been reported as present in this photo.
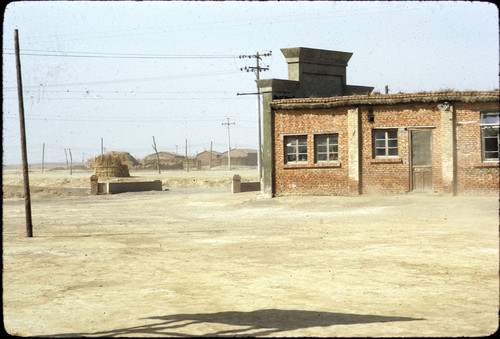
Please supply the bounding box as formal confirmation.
[409,128,434,192]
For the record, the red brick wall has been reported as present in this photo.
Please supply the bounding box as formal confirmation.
[455,102,499,193]
[359,103,443,194]
[273,108,350,195]
[273,101,498,195]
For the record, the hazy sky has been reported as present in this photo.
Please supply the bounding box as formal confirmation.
[2,1,499,165]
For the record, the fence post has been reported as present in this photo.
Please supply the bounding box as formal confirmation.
[90,175,99,195]
[232,174,241,194]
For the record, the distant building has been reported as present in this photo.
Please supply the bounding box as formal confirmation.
[220,149,258,167]
[257,47,499,196]
[196,150,222,167]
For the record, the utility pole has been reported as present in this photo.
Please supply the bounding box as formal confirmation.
[239,51,272,181]
[209,141,213,170]
[222,118,235,170]
[64,148,69,169]
[152,136,161,174]
[42,143,45,173]
[69,147,73,175]
[14,29,33,237]
[185,139,189,172]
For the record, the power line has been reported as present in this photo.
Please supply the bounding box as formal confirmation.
[2,112,256,124]
[14,5,421,44]
[3,96,254,101]
[3,89,250,94]
[3,49,240,59]
[3,70,242,89]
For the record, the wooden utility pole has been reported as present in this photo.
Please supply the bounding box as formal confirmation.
[69,148,73,175]
[14,29,33,237]
[41,143,45,173]
[209,141,213,170]
[64,148,70,169]
[152,136,161,174]
[222,118,235,170]
[185,139,189,172]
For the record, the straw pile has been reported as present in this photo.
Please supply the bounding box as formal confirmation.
[90,152,134,177]
[140,152,184,170]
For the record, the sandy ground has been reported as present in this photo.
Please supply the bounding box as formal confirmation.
[2,168,499,337]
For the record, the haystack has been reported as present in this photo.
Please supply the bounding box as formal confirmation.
[91,152,133,177]
[140,152,184,170]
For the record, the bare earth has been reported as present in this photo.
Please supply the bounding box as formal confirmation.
[2,168,499,337]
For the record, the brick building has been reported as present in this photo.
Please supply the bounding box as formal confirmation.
[196,150,222,167]
[220,149,258,167]
[257,47,499,196]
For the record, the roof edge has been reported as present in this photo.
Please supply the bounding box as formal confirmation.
[270,90,500,110]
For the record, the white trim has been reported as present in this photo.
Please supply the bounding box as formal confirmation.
[372,126,436,130]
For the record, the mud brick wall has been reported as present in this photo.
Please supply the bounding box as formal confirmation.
[455,102,499,193]
[273,107,350,195]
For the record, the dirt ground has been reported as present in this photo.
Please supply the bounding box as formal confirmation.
[2,168,499,337]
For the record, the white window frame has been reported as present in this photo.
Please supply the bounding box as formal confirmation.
[285,135,308,164]
[315,134,339,162]
[480,112,499,162]
[373,129,398,158]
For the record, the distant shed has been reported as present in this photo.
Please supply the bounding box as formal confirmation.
[219,149,257,166]
[196,150,222,167]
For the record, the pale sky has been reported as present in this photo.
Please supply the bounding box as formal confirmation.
[2,1,499,165]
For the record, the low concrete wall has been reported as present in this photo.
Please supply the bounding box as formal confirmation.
[232,174,260,193]
[240,182,261,192]
[97,180,163,194]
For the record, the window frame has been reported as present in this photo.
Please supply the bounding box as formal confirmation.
[284,135,308,164]
[315,134,339,163]
[480,112,499,162]
[373,129,398,158]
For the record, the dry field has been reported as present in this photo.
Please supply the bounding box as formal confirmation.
[2,167,499,337]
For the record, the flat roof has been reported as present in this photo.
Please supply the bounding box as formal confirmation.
[271,90,500,110]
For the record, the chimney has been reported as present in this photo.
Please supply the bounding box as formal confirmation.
[280,47,353,97]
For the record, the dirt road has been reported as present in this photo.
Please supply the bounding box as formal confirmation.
[2,169,499,336]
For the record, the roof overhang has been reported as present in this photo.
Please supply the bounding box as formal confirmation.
[270,91,500,110]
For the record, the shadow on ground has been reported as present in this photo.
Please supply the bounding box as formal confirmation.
[49,309,423,337]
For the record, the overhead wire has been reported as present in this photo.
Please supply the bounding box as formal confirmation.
[3,49,240,59]
[15,5,422,46]
[2,69,243,89]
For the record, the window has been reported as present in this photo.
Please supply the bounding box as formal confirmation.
[315,134,339,162]
[285,136,307,163]
[481,112,499,161]
[373,129,398,157]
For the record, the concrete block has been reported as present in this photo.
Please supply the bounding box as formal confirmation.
[98,180,163,194]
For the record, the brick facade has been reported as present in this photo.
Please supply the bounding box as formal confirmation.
[269,91,499,196]
[455,101,500,193]
[274,107,350,195]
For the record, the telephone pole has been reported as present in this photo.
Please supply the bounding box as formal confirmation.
[14,29,33,237]
[152,136,161,174]
[42,143,45,173]
[222,118,235,170]
[239,51,272,181]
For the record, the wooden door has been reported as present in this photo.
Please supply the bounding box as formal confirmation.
[411,129,433,191]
